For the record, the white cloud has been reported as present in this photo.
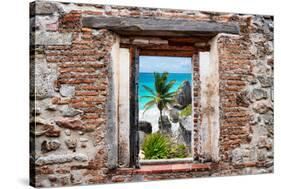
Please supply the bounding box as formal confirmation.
[139,56,192,73]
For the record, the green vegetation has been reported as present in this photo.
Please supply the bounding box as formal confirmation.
[180,104,192,117]
[142,133,170,159]
[142,72,176,131]
[168,144,188,159]
[142,133,189,159]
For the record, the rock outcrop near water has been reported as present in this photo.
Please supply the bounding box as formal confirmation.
[158,115,172,134]
[174,80,192,110]
[179,116,192,146]
[138,121,152,146]
[169,108,179,123]
[139,121,152,134]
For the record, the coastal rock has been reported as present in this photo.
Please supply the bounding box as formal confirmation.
[169,108,179,123]
[175,80,192,109]
[138,121,152,134]
[179,116,193,130]
[138,121,152,146]
[178,116,192,146]
[138,131,146,147]
[158,115,172,134]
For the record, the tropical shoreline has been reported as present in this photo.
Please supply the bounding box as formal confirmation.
[139,107,160,133]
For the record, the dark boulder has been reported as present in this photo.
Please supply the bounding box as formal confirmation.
[158,115,172,134]
[138,121,152,134]
[175,80,192,109]
[169,108,179,123]
[178,116,192,148]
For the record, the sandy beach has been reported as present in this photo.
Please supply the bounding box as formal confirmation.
[139,107,160,133]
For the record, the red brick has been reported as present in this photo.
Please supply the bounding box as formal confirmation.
[75,91,99,96]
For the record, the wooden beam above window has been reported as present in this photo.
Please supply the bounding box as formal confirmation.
[139,49,194,57]
[82,16,240,37]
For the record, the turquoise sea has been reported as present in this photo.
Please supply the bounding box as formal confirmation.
[138,73,192,110]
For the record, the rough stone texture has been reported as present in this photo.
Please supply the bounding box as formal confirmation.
[41,140,61,153]
[33,1,64,15]
[59,85,75,97]
[168,108,180,123]
[33,31,72,45]
[35,153,88,165]
[158,115,172,134]
[218,14,273,175]
[30,1,273,187]
[175,80,192,109]
[251,89,268,101]
[65,138,77,151]
[34,57,58,100]
[138,121,152,147]
[56,118,84,130]
[60,106,83,117]
[177,115,192,148]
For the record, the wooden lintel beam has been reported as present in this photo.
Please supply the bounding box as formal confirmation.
[166,36,211,43]
[82,16,240,37]
[120,43,195,51]
[140,49,194,57]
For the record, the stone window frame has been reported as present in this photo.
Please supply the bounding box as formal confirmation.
[116,36,212,167]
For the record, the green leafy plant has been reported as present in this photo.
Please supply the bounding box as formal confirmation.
[180,104,192,117]
[168,144,188,158]
[141,72,176,131]
[142,133,170,159]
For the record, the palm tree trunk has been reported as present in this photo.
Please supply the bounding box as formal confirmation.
[159,109,163,133]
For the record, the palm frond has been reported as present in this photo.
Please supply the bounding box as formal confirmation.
[162,91,176,98]
[140,95,154,99]
[163,80,176,94]
[143,99,156,115]
[142,72,177,117]
[142,85,156,96]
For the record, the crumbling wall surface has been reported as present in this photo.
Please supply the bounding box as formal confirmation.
[30,1,273,187]
[217,15,273,175]
[30,1,118,187]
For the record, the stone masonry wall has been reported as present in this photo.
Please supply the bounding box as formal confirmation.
[30,1,273,187]
[218,16,273,171]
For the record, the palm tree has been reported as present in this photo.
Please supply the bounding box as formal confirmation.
[141,72,176,132]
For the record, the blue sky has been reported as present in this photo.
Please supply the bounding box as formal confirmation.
[139,56,192,73]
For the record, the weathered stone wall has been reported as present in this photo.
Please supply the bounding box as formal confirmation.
[218,16,273,172]
[30,1,273,187]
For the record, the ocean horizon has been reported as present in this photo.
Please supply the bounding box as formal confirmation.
[138,72,192,110]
